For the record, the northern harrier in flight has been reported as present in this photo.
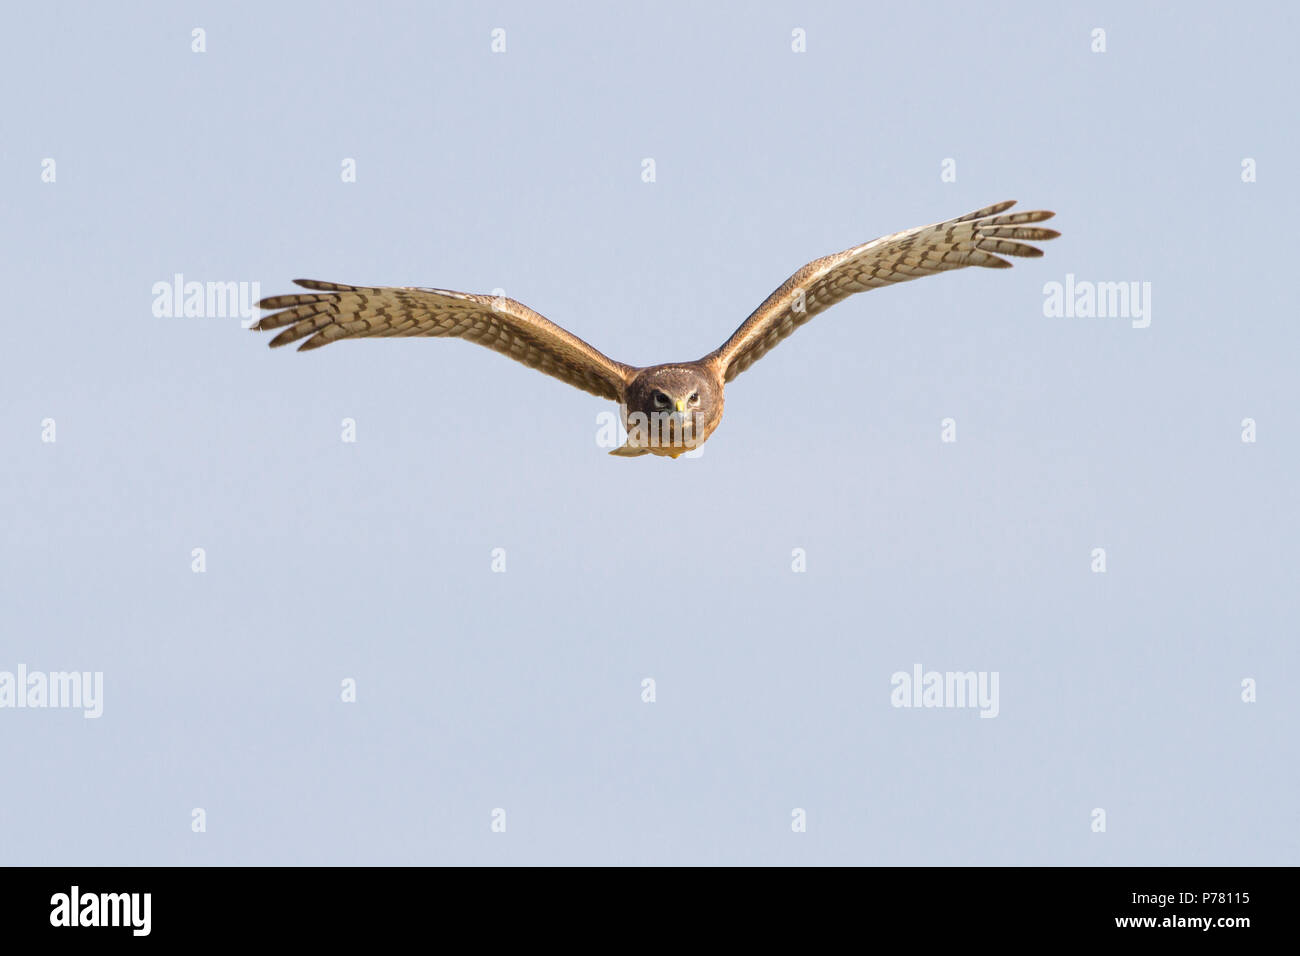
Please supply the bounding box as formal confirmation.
[253,200,1058,457]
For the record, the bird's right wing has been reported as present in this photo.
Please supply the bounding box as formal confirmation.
[253,280,636,401]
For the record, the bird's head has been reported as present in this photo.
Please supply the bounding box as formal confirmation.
[623,364,722,453]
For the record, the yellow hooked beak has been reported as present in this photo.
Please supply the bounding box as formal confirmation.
[675,399,686,413]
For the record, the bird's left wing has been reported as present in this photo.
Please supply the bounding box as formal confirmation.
[253,280,635,401]
[706,200,1058,383]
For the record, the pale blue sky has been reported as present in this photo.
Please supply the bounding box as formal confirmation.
[1,1,1295,864]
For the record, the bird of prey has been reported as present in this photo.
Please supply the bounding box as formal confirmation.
[253,200,1057,457]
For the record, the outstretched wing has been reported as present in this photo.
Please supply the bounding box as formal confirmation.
[252,280,635,400]
[707,200,1059,382]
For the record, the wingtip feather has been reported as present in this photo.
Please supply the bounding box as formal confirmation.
[293,278,356,292]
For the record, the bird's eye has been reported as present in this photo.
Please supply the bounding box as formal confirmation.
[689,392,700,405]
[653,391,669,408]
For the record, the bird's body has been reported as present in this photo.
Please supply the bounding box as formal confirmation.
[253,201,1058,457]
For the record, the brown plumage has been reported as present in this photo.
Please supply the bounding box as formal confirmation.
[253,200,1058,457]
